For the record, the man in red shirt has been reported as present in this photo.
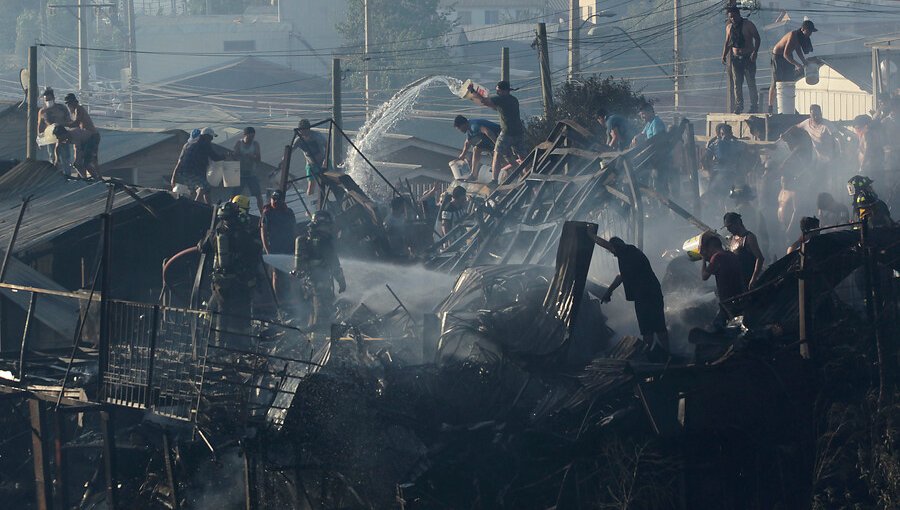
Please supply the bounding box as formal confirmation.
[700,232,747,329]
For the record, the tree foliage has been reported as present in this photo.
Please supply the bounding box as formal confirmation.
[526,75,648,146]
[337,0,455,91]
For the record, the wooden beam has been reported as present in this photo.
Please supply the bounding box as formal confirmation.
[29,399,52,510]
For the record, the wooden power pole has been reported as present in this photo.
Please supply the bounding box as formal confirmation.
[673,0,684,110]
[501,47,509,83]
[536,23,553,118]
[568,0,580,81]
[26,46,37,161]
[332,58,343,167]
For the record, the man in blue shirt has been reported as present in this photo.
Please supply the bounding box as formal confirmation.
[634,103,666,145]
[597,109,631,151]
[453,115,501,181]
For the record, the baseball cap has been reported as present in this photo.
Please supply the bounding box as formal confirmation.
[271,190,283,200]
[297,118,311,130]
[496,80,511,91]
[801,20,817,32]
[63,93,78,104]
[200,127,217,138]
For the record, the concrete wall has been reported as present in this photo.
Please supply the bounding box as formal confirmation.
[795,65,873,121]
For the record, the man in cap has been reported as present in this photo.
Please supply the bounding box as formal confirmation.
[588,232,670,361]
[292,119,330,198]
[469,80,527,186]
[62,93,100,174]
[261,190,297,301]
[768,20,817,113]
[37,87,72,171]
[171,127,232,204]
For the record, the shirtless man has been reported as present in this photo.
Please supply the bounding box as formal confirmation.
[724,212,765,289]
[769,20,817,113]
[722,7,761,114]
[777,174,798,248]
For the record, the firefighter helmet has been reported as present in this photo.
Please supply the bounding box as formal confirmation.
[217,201,238,220]
[231,195,251,214]
[847,175,874,196]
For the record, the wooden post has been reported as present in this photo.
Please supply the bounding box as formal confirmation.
[52,410,69,510]
[685,121,700,216]
[78,0,88,92]
[97,212,112,399]
[798,234,809,359]
[126,0,138,128]
[500,47,510,83]
[331,58,343,167]
[673,0,683,110]
[536,23,553,118]
[18,292,36,380]
[26,46,37,160]
[567,0,580,81]
[29,399,52,510]
[100,409,118,509]
[162,431,179,509]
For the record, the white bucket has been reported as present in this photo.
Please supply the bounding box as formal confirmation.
[804,62,819,85]
[207,161,241,187]
[776,81,796,114]
[458,79,489,101]
[449,159,469,180]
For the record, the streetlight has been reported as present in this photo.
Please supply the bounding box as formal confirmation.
[569,11,617,80]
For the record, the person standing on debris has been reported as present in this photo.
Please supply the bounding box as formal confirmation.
[37,87,72,170]
[703,124,745,208]
[588,233,670,361]
[171,127,231,204]
[700,232,747,329]
[201,200,267,348]
[597,109,631,151]
[439,185,469,237]
[787,216,820,254]
[469,80,527,186]
[61,93,101,176]
[292,119,330,199]
[768,20,817,113]
[852,115,885,177]
[632,104,666,146]
[847,175,893,228]
[233,127,264,213]
[261,190,296,301]
[293,210,346,328]
[816,192,849,227]
[722,7,761,114]
[453,115,500,181]
[723,212,765,289]
[796,105,839,167]
[729,185,769,259]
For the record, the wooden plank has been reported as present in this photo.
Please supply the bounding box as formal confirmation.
[29,399,52,510]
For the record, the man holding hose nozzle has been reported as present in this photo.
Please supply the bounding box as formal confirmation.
[588,231,670,362]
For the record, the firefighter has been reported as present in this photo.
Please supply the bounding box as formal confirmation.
[201,198,266,348]
[847,175,893,228]
[293,210,347,328]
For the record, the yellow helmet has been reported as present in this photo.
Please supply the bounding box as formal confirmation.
[230,195,251,214]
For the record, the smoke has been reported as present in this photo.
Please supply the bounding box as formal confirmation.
[185,449,245,510]
[263,254,456,316]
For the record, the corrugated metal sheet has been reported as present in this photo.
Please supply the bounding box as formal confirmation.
[0,160,161,257]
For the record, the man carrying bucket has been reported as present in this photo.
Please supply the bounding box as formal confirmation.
[768,19,817,113]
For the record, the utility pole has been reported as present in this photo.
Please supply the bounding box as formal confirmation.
[673,0,683,110]
[536,23,553,117]
[364,0,370,119]
[500,47,509,83]
[332,58,343,167]
[26,46,38,161]
[125,0,138,128]
[568,0,580,81]
[77,0,88,92]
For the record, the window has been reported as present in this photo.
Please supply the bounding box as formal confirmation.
[484,10,499,24]
[223,40,256,52]
[458,10,472,25]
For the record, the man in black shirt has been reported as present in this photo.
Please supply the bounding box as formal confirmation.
[261,190,297,300]
[588,232,670,360]
[470,80,527,186]
[171,127,232,204]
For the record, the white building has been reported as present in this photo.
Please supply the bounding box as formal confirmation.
[795,53,874,120]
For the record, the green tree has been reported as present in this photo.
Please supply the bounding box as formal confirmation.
[526,75,647,146]
[337,0,455,91]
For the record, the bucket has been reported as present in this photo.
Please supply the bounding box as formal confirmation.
[458,79,489,101]
[804,62,819,85]
[776,81,796,114]
[683,234,705,262]
[449,159,469,180]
